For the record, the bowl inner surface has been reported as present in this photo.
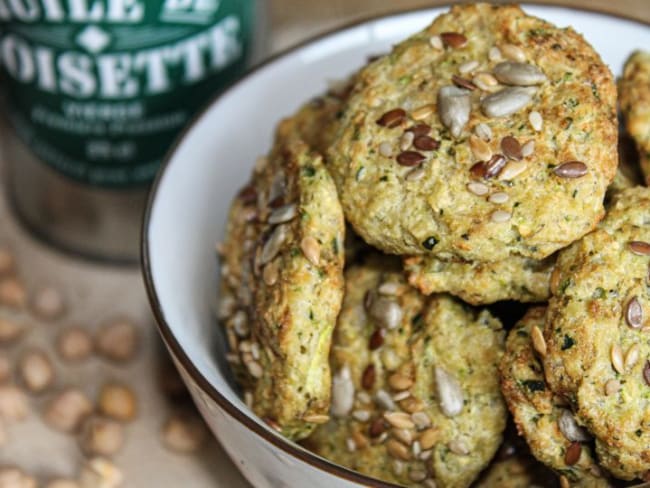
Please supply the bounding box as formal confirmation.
[145,2,650,467]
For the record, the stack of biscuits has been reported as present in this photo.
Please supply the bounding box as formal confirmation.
[217,3,650,487]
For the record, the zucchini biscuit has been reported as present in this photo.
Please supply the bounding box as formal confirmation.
[306,259,507,487]
[404,254,554,305]
[500,307,607,486]
[619,51,650,185]
[218,134,345,440]
[474,454,556,488]
[543,187,650,480]
[328,3,617,261]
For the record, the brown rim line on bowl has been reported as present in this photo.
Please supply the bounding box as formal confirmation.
[141,4,650,487]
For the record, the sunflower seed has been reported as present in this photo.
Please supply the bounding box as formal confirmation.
[440,32,467,48]
[397,151,426,167]
[419,449,433,461]
[501,43,526,62]
[484,154,507,178]
[400,131,415,151]
[501,136,523,160]
[553,161,588,178]
[388,373,413,391]
[493,62,546,86]
[413,136,439,151]
[629,241,650,255]
[491,210,512,223]
[467,182,489,196]
[331,366,355,417]
[469,135,492,161]
[489,192,509,204]
[429,35,443,50]
[411,104,435,120]
[448,439,470,455]
[392,390,410,402]
[262,261,279,286]
[521,140,535,158]
[626,296,643,328]
[376,388,396,411]
[481,87,535,117]
[529,110,543,131]
[604,379,621,396]
[438,85,471,138]
[565,442,581,466]
[558,409,591,442]
[246,360,263,378]
[452,75,477,91]
[409,469,427,482]
[352,410,371,422]
[300,236,321,266]
[435,366,463,417]
[474,123,492,141]
[362,364,376,390]
[384,411,415,430]
[643,361,650,386]
[260,225,288,265]
[387,439,411,460]
[411,411,432,430]
[377,108,407,128]
[499,160,528,180]
[379,141,393,157]
[459,60,479,74]
[268,204,297,224]
[611,343,625,374]
[625,344,640,370]
[531,325,547,357]
[369,298,403,330]
[473,72,499,90]
[412,440,421,456]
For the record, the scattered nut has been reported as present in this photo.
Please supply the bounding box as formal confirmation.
[98,383,137,422]
[96,319,139,363]
[79,458,123,488]
[0,385,29,420]
[161,411,208,453]
[57,327,93,362]
[31,286,66,321]
[0,318,25,345]
[44,389,93,432]
[19,349,55,393]
[0,278,27,309]
[0,467,37,488]
[79,416,125,456]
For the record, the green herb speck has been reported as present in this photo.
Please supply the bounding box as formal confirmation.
[562,335,575,350]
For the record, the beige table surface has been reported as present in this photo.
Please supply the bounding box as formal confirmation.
[0,1,647,487]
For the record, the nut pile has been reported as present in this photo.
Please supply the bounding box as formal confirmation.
[0,246,209,486]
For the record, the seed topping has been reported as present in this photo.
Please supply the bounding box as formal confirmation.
[438,85,471,138]
[529,110,543,131]
[474,123,492,141]
[521,140,535,158]
[531,326,547,357]
[467,182,489,196]
[406,168,426,182]
[491,211,512,223]
[379,141,393,157]
[413,136,439,151]
[489,192,509,204]
[604,379,621,396]
[553,161,588,179]
[260,225,288,265]
[300,235,321,266]
[501,136,523,160]
[369,328,385,350]
[429,35,443,50]
[499,161,527,180]
[626,296,643,329]
[558,409,591,442]
[451,75,476,91]
[435,366,463,417]
[440,32,467,48]
[362,364,376,390]
[611,343,625,374]
[481,87,535,118]
[643,361,650,386]
[397,151,425,167]
[493,62,547,86]
[484,154,507,178]
[406,124,432,137]
[377,108,407,128]
[388,373,413,391]
[468,135,492,161]
[565,442,581,466]
[383,411,415,430]
[411,104,435,121]
[448,439,470,455]
[500,43,526,62]
[268,204,297,224]
[630,241,650,256]
[400,131,414,151]
[331,367,354,417]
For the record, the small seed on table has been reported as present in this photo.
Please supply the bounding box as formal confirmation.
[96,319,140,363]
[19,349,55,394]
[162,411,208,453]
[0,318,24,345]
[0,467,37,488]
[44,388,93,432]
[79,416,125,456]
[57,327,93,362]
[0,278,27,309]
[31,286,65,321]
[0,249,15,276]
[0,385,29,420]
[79,457,123,488]
[98,383,138,422]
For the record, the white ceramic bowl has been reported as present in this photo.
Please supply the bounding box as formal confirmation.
[143,6,650,488]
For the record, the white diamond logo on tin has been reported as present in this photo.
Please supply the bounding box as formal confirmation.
[76,26,112,53]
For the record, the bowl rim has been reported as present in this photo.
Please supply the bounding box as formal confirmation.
[141,4,649,486]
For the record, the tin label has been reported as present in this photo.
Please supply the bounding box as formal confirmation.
[0,0,254,187]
